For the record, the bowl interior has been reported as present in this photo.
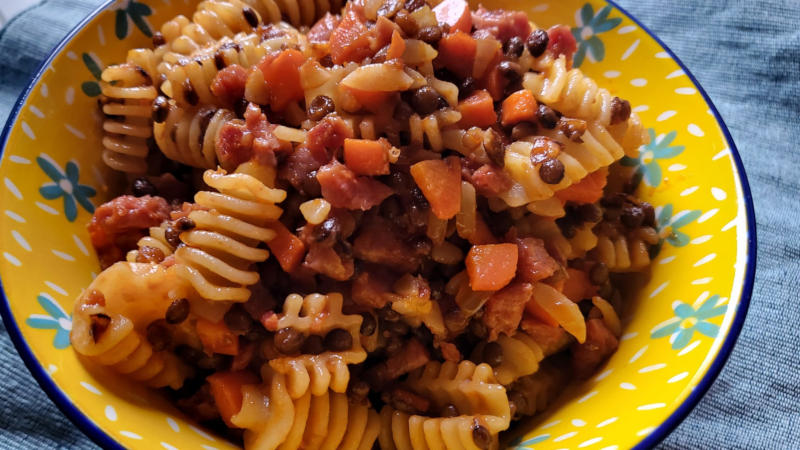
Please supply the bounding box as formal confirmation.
[0,0,753,449]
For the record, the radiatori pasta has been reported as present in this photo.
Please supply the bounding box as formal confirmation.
[72,0,660,448]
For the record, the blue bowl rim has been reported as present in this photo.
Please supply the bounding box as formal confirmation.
[0,1,756,449]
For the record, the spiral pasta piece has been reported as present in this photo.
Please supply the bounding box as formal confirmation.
[174,169,285,302]
[507,359,568,419]
[522,55,648,155]
[268,292,367,398]
[471,332,545,386]
[126,221,176,262]
[153,103,236,168]
[70,262,192,389]
[591,225,659,272]
[405,361,511,427]
[99,49,161,174]
[232,368,379,450]
[379,407,507,450]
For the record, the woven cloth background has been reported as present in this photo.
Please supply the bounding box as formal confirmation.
[0,0,797,448]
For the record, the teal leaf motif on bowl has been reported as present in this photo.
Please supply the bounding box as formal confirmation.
[621,129,685,188]
[25,294,72,349]
[37,155,96,222]
[649,203,702,258]
[571,4,622,67]
[114,0,153,39]
[80,53,104,97]
[651,294,726,349]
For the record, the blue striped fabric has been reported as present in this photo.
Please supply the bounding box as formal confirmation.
[0,0,797,448]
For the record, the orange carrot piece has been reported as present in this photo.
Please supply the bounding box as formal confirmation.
[479,51,505,100]
[433,0,472,33]
[344,138,390,175]
[207,370,260,427]
[387,30,406,60]
[555,167,609,204]
[562,268,597,302]
[257,49,306,112]
[196,318,239,356]
[410,156,462,220]
[466,243,519,291]
[343,86,394,114]
[437,31,477,78]
[458,89,497,128]
[267,221,306,272]
[501,89,537,126]
[330,4,373,64]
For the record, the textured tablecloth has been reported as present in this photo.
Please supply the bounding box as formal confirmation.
[1,0,797,448]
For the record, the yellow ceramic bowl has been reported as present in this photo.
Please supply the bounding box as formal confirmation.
[0,0,755,449]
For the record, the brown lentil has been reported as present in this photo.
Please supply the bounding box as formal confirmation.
[152,32,166,47]
[308,95,336,121]
[164,226,182,248]
[274,327,305,354]
[224,306,253,333]
[146,320,171,352]
[590,262,609,285]
[441,404,459,417]
[472,422,492,450]
[324,328,353,352]
[165,298,190,324]
[641,202,656,226]
[458,76,477,99]
[394,10,418,36]
[526,29,550,57]
[537,104,559,129]
[404,0,424,11]
[175,216,195,231]
[417,25,443,44]
[577,203,602,223]
[497,60,521,81]
[89,313,111,343]
[410,86,442,116]
[301,335,325,355]
[151,96,169,123]
[621,203,645,228]
[510,122,537,141]
[132,177,158,196]
[539,158,565,184]
[183,80,198,106]
[559,117,588,142]
[610,96,632,125]
[360,313,377,336]
[482,342,504,367]
[242,7,259,28]
[483,128,506,167]
[504,36,524,58]
[136,245,165,263]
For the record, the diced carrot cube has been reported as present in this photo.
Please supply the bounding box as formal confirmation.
[458,89,497,128]
[267,221,306,272]
[501,89,537,126]
[410,156,462,220]
[344,138,390,176]
[206,370,260,427]
[196,318,239,356]
[466,243,519,291]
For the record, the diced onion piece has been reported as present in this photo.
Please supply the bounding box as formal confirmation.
[403,39,439,65]
[426,211,448,244]
[532,282,586,343]
[431,241,463,265]
[299,60,331,90]
[456,181,477,240]
[473,38,502,79]
[340,63,414,92]
[299,198,331,225]
[592,296,622,337]
[409,5,438,29]
[273,125,307,143]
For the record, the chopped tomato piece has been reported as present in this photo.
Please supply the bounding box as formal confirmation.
[256,49,306,111]
[457,89,497,128]
[433,0,472,33]
[410,156,462,220]
[466,243,519,291]
[501,89,537,126]
[266,221,306,272]
[329,4,373,64]
[206,370,260,427]
[555,168,608,204]
[436,31,477,78]
[196,318,239,356]
[343,138,390,175]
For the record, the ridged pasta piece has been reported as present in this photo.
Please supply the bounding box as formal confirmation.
[99,48,160,174]
[590,226,658,272]
[471,333,545,386]
[268,292,367,398]
[405,361,511,427]
[233,367,379,450]
[174,169,285,302]
[153,103,236,168]
[379,406,507,450]
[501,122,622,207]
[521,54,648,155]
[126,221,176,262]
[70,262,192,389]
[506,358,568,419]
